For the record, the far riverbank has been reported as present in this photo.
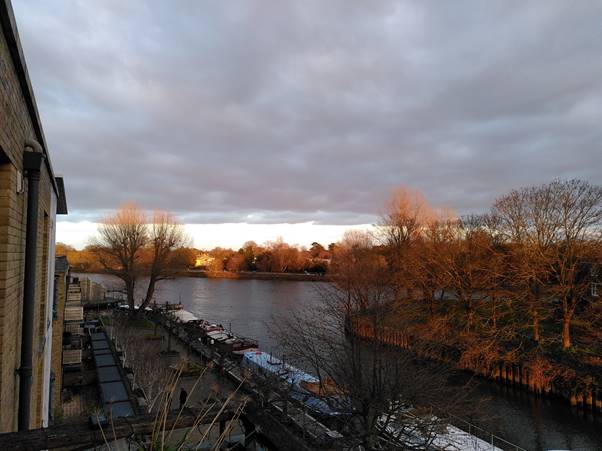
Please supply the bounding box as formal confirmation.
[74,268,331,282]
[178,269,331,282]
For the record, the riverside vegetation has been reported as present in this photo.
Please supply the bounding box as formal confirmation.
[344,179,602,412]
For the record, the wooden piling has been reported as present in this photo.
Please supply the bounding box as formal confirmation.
[585,390,593,411]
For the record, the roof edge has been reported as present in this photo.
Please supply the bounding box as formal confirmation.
[0,0,58,195]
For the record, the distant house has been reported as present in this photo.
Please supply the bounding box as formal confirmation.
[194,253,215,269]
[0,0,67,432]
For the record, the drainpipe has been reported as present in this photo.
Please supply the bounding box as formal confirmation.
[18,139,45,431]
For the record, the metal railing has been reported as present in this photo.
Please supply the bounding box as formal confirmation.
[446,412,527,451]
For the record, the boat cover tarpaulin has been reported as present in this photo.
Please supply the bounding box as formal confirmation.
[172,309,199,323]
[242,351,318,386]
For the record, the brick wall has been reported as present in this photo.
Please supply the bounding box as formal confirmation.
[0,15,56,432]
[51,266,68,418]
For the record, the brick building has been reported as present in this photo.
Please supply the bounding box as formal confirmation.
[50,256,69,420]
[0,0,67,432]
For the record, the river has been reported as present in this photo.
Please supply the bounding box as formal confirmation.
[77,274,602,451]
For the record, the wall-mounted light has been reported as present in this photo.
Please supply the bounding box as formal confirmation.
[16,169,24,194]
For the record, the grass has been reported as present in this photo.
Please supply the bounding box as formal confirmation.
[176,361,204,377]
[96,365,248,450]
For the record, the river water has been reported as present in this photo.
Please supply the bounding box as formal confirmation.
[78,274,602,451]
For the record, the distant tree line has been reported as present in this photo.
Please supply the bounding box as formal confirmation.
[202,238,334,273]
[57,237,335,275]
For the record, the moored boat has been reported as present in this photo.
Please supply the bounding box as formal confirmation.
[151,301,184,311]
[232,339,259,355]
[171,309,199,323]
[241,351,343,418]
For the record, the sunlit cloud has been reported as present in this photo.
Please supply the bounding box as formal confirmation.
[14,1,602,232]
[57,221,372,250]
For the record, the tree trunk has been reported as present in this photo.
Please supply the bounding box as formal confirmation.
[532,309,540,343]
[428,290,435,318]
[126,278,136,317]
[491,292,497,330]
[528,283,541,342]
[364,410,378,450]
[141,274,158,310]
[562,315,571,349]
[465,294,474,332]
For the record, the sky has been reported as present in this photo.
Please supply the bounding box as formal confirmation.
[13,1,602,249]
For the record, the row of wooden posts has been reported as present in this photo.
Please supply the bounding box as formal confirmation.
[349,319,602,413]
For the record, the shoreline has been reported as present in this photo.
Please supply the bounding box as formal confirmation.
[348,317,602,414]
[74,268,331,282]
[177,269,331,282]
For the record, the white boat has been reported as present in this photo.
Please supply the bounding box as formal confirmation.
[206,331,229,340]
[202,323,224,333]
[380,410,506,451]
[172,309,199,323]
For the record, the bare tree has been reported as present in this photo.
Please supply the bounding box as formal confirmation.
[93,203,148,310]
[139,211,189,310]
[440,216,491,333]
[379,186,436,250]
[547,179,602,348]
[92,205,189,314]
[330,230,390,312]
[493,187,553,343]
[273,233,468,450]
[264,237,301,273]
[378,186,437,305]
[405,214,456,320]
[479,213,513,332]
[494,179,602,348]
[110,313,171,409]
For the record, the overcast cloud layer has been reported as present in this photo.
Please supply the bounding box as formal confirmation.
[14,1,602,225]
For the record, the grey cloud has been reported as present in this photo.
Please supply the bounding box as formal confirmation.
[13,0,602,224]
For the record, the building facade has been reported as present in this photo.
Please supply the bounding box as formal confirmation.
[0,0,67,432]
[50,256,69,420]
